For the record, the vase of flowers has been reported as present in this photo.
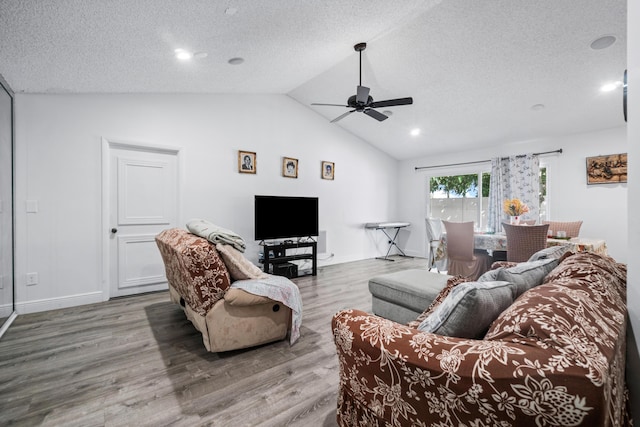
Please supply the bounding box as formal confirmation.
[503,198,529,225]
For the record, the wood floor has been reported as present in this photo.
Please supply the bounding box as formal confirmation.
[0,256,428,427]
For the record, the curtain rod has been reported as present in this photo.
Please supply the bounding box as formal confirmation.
[414,148,563,171]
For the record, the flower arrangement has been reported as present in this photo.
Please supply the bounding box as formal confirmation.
[503,198,529,216]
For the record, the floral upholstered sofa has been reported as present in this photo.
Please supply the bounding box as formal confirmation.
[332,251,628,426]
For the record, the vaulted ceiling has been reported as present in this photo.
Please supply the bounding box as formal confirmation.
[0,0,627,160]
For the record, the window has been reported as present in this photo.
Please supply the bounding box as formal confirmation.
[539,166,547,222]
[429,171,490,231]
[429,166,548,228]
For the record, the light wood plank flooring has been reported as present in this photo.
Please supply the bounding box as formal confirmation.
[0,256,428,427]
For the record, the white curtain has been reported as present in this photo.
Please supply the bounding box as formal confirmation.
[488,154,540,233]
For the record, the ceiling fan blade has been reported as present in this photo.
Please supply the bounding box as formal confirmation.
[311,103,349,107]
[330,110,355,123]
[364,108,388,122]
[356,86,370,104]
[369,97,413,108]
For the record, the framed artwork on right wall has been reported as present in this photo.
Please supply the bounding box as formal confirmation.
[586,153,627,184]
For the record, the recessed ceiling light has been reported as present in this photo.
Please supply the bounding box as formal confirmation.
[382,110,393,116]
[410,128,420,136]
[531,104,545,111]
[601,81,622,92]
[174,49,192,61]
[590,35,617,50]
[228,57,244,65]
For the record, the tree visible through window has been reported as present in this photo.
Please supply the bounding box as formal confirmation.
[539,167,547,221]
[430,173,490,198]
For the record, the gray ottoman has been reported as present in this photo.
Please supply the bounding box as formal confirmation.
[369,269,452,324]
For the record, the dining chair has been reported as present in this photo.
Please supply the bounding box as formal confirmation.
[425,217,443,272]
[542,220,583,237]
[442,220,492,280]
[502,223,550,262]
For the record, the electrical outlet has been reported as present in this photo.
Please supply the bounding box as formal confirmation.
[26,272,38,286]
[26,200,38,213]
[0,275,4,289]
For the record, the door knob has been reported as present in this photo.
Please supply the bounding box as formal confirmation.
[111,228,118,234]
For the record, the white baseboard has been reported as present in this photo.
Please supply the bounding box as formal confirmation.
[16,291,104,314]
[404,250,427,259]
[0,312,18,339]
[0,303,13,318]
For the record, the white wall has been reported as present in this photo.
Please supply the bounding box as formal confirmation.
[13,93,400,313]
[626,0,640,419]
[397,126,628,263]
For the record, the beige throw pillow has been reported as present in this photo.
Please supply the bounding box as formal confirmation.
[216,243,269,281]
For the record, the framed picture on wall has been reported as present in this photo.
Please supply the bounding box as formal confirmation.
[586,153,627,184]
[321,161,334,180]
[283,157,298,178]
[238,150,256,174]
[587,153,627,185]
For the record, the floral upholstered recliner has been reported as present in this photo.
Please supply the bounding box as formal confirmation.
[156,228,296,352]
[332,251,629,426]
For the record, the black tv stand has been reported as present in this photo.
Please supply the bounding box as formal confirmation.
[261,240,317,277]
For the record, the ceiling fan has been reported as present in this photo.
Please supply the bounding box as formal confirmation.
[312,42,413,123]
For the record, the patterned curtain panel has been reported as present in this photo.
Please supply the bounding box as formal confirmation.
[488,153,540,232]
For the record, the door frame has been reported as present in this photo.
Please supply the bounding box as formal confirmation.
[101,137,183,300]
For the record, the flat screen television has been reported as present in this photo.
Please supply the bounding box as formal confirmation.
[254,195,319,241]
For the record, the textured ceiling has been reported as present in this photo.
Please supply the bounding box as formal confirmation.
[0,0,627,160]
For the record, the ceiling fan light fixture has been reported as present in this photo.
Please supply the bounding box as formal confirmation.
[311,42,413,123]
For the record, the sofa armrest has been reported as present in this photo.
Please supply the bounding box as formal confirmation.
[332,309,610,427]
[224,288,274,306]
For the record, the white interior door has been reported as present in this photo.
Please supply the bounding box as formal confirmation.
[106,140,179,298]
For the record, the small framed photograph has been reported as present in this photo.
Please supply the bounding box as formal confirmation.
[321,161,335,180]
[238,150,256,174]
[283,157,298,178]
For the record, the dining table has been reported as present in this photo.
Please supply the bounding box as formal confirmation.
[438,232,607,263]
